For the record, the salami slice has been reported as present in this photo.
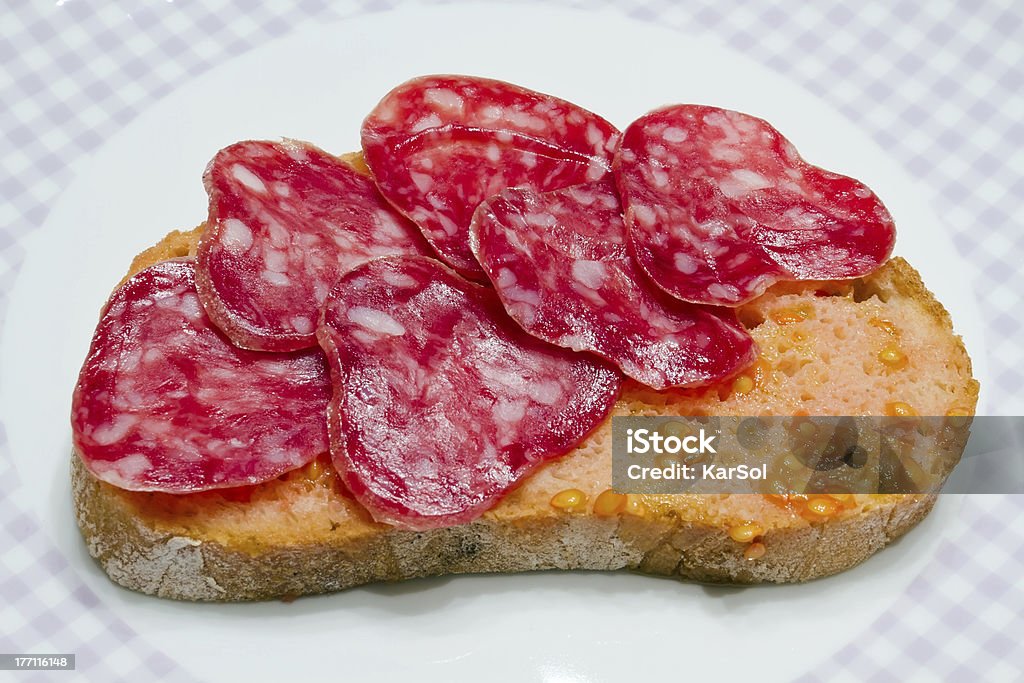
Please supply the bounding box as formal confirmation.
[361,75,621,277]
[71,259,330,492]
[197,139,432,352]
[471,181,757,389]
[317,256,622,529]
[615,105,896,306]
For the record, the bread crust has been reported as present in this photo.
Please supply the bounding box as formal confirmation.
[72,455,935,600]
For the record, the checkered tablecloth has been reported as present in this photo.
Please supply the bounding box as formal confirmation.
[1,1,1021,680]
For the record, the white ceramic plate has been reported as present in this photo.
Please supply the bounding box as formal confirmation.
[0,4,988,682]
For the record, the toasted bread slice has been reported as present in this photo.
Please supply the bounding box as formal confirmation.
[72,220,978,600]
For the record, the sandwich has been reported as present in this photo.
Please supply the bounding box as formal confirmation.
[70,75,978,600]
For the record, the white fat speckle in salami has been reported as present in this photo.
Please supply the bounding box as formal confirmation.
[571,260,608,289]
[290,316,314,335]
[410,113,443,133]
[662,126,688,143]
[423,87,465,113]
[88,453,157,489]
[317,256,621,530]
[615,104,896,306]
[346,306,406,337]
[197,140,432,351]
[230,164,267,193]
[410,172,433,193]
[707,283,742,303]
[179,292,203,321]
[90,413,139,446]
[528,380,565,405]
[71,259,331,493]
[102,453,153,486]
[361,75,621,277]
[220,219,253,253]
[718,169,773,198]
[470,181,757,389]
[711,143,744,163]
[631,203,656,228]
[649,168,670,188]
[261,270,290,286]
[674,252,698,274]
[494,399,528,424]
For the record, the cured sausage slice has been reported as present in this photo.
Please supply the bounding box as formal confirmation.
[72,259,330,492]
[198,140,431,351]
[471,181,756,389]
[615,105,896,306]
[318,256,622,529]
[361,75,620,277]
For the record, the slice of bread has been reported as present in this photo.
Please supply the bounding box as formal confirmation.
[72,223,978,600]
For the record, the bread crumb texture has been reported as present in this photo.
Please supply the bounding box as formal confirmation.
[76,155,978,598]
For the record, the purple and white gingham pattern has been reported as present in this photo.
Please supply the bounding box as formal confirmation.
[1,1,1021,680]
